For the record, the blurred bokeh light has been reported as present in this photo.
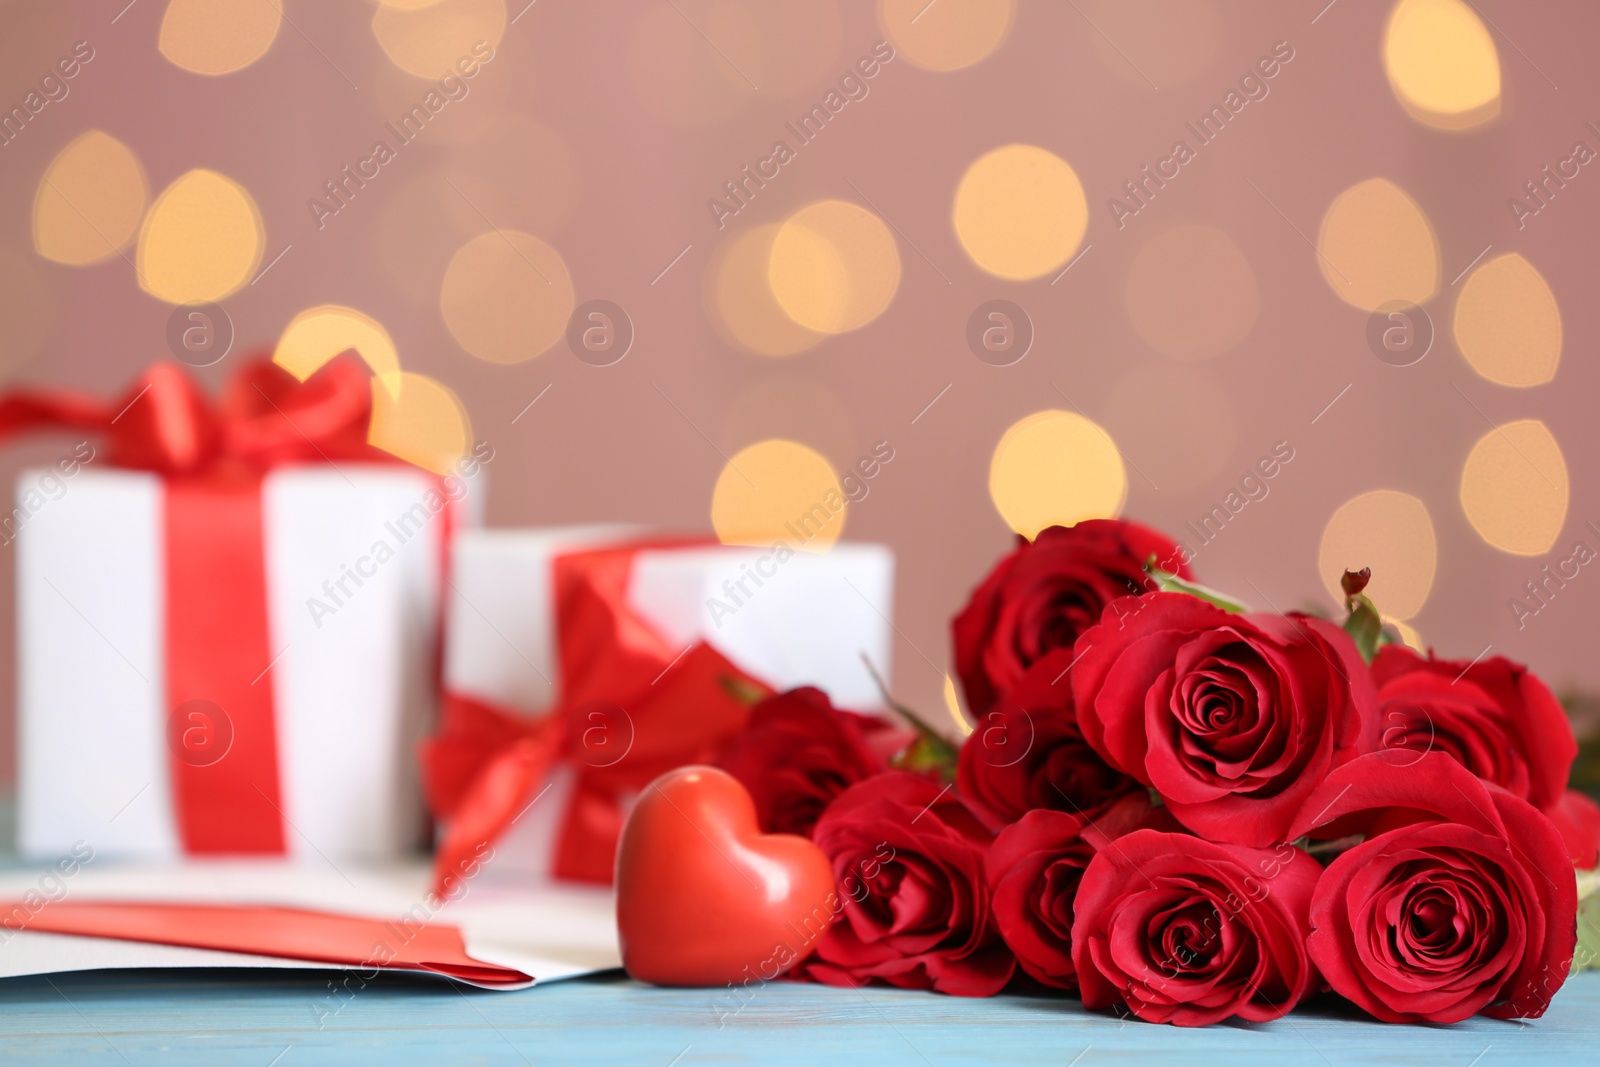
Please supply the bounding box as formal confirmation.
[1453,253,1562,388]
[439,231,574,364]
[988,410,1126,538]
[371,0,506,79]
[1317,178,1439,312]
[878,0,1014,73]
[712,439,845,551]
[1318,490,1438,620]
[1383,0,1501,130]
[1460,420,1569,556]
[768,200,901,334]
[33,131,147,267]
[158,0,282,76]
[953,144,1087,281]
[274,306,403,397]
[136,169,264,304]
[367,371,474,475]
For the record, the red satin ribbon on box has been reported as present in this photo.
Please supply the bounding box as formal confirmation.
[0,357,392,853]
[421,542,769,890]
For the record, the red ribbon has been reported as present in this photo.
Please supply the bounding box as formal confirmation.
[421,542,769,890]
[0,357,388,853]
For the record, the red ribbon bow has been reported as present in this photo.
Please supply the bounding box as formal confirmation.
[421,542,769,891]
[0,356,379,475]
[0,356,392,853]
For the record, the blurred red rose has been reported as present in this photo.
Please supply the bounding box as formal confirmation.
[1547,789,1600,868]
[951,520,1191,718]
[957,648,1143,831]
[1371,644,1576,811]
[1071,592,1375,847]
[986,794,1158,991]
[717,687,909,837]
[1071,828,1322,1025]
[801,771,1015,996]
[1292,753,1577,1023]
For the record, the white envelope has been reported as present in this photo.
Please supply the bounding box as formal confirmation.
[0,858,617,989]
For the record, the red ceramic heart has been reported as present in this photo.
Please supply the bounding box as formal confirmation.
[616,765,837,987]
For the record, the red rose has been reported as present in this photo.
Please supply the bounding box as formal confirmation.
[1371,645,1576,810]
[1292,753,1578,1023]
[802,772,1015,996]
[952,520,1191,717]
[1071,828,1323,1025]
[986,794,1158,990]
[717,687,908,837]
[1548,789,1600,869]
[1071,592,1374,847]
[957,649,1143,831]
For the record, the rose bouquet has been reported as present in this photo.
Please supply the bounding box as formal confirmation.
[718,519,1600,1026]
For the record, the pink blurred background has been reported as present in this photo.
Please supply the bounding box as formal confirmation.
[0,0,1595,790]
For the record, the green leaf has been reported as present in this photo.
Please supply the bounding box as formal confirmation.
[1143,558,1249,613]
[1342,592,1386,664]
[860,653,958,781]
[1575,867,1600,973]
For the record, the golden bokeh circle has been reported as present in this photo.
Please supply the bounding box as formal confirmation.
[440,230,575,364]
[954,145,1087,281]
[367,371,473,476]
[1453,253,1561,388]
[768,200,901,334]
[1317,177,1439,312]
[371,0,505,79]
[1460,419,1569,556]
[707,224,825,357]
[159,0,283,76]
[878,0,1014,72]
[1318,490,1437,620]
[712,439,846,552]
[274,306,402,397]
[988,410,1126,539]
[1387,618,1423,651]
[137,169,265,304]
[33,131,148,266]
[1384,0,1501,130]
[1124,224,1259,360]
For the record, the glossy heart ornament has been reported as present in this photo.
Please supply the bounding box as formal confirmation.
[616,765,837,986]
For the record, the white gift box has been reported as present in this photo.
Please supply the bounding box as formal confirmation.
[16,464,475,861]
[442,526,896,875]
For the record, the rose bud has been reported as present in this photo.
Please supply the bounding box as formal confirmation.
[957,648,1143,831]
[986,794,1158,991]
[952,520,1191,718]
[1371,645,1577,811]
[1071,829,1323,1025]
[802,772,1015,996]
[1293,752,1578,1023]
[718,687,909,837]
[1071,592,1375,847]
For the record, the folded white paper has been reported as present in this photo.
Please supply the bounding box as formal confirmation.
[16,465,470,862]
[442,527,896,875]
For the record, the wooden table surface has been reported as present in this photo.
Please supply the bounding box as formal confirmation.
[0,967,1594,1066]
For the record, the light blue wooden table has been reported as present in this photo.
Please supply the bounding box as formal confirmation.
[0,967,1593,1066]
